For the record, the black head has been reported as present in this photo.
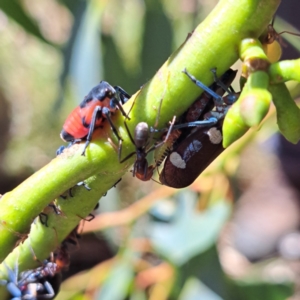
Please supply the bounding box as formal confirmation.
[81,81,116,107]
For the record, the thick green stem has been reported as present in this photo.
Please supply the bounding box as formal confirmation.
[269,59,300,83]
[0,0,280,296]
[269,83,300,143]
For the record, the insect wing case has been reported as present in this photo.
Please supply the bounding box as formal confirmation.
[160,121,224,188]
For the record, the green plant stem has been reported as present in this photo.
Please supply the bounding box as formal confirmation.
[0,0,280,296]
[269,83,300,143]
[269,59,300,83]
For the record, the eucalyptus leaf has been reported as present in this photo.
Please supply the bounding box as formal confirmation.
[149,191,231,265]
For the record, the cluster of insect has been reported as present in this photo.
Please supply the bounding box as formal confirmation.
[1,19,299,300]
[59,67,238,188]
[57,18,299,188]
[0,226,79,300]
[4,67,236,299]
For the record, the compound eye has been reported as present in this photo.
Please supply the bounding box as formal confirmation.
[106,90,113,98]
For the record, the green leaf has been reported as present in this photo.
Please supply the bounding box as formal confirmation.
[0,0,52,45]
[53,0,87,111]
[69,0,103,102]
[179,277,224,300]
[230,279,293,300]
[179,244,229,299]
[102,34,133,91]
[130,288,147,300]
[228,258,294,300]
[96,253,134,300]
[58,0,83,15]
[149,191,231,265]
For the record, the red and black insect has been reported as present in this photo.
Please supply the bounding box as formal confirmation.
[120,117,176,181]
[158,68,239,188]
[60,82,131,155]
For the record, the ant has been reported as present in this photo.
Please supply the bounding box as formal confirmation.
[120,117,176,181]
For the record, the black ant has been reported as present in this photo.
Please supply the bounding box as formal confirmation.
[120,117,176,181]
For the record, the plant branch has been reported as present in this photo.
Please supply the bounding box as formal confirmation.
[0,0,280,295]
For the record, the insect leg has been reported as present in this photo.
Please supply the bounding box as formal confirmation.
[81,106,103,156]
[119,121,137,162]
[114,86,131,104]
[210,68,237,104]
[182,68,223,104]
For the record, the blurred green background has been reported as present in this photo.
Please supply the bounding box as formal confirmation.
[0,0,218,185]
[1,0,300,299]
